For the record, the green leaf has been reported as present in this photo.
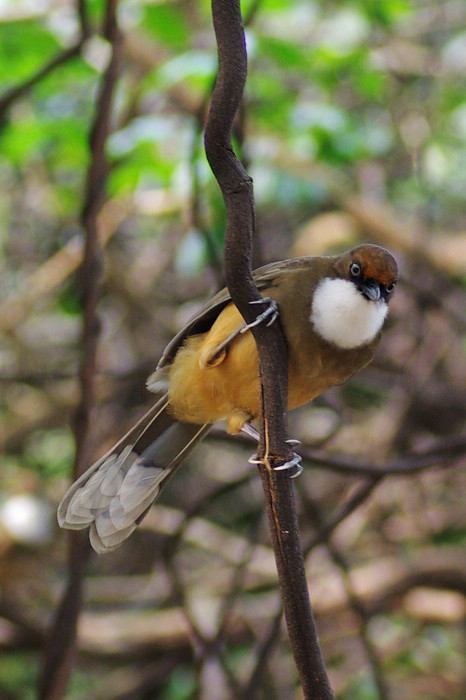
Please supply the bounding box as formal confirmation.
[143,3,190,49]
[257,35,311,72]
[355,0,412,26]
[0,20,60,88]
[24,429,75,477]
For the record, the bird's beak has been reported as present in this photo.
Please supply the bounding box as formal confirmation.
[360,282,381,301]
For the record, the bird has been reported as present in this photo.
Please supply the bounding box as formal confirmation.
[58,244,398,553]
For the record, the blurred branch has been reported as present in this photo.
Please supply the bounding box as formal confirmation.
[0,44,85,124]
[39,2,123,699]
[301,435,466,476]
[304,477,382,553]
[0,198,127,334]
[304,492,390,700]
[243,602,284,698]
[213,514,264,696]
[210,430,465,476]
[0,0,90,125]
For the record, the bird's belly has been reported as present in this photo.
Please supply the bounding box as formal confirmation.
[169,334,334,428]
[168,331,261,428]
[167,316,369,432]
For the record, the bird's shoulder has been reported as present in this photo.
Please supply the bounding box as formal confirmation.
[155,256,330,372]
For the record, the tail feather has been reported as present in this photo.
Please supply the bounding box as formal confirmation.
[57,394,211,553]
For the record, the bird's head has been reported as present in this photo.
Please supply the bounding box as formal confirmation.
[335,244,398,302]
[311,244,398,349]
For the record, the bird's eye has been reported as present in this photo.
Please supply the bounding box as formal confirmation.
[385,282,396,294]
[350,262,361,277]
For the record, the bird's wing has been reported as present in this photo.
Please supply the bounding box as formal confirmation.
[156,256,314,371]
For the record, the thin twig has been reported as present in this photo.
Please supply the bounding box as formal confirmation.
[0,0,90,123]
[242,599,283,699]
[38,3,123,699]
[210,429,465,477]
[304,477,382,554]
[300,434,465,476]
[304,492,391,700]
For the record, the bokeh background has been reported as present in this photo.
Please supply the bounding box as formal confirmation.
[0,0,465,698]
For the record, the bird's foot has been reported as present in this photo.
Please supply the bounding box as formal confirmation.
[272,452,303,478]
[248,450,303,478]
[240,297,279,332]
[241,423,302,477]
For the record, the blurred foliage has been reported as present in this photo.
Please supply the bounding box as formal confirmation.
[0,0,465,699]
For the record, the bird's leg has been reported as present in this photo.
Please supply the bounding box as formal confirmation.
[240,297,279,332]
[200,326,246,368]
[240,422,301,449]
[203,298,279,369]
[237,295,297,477]
[240,421,261,441]
[241,422,303,478]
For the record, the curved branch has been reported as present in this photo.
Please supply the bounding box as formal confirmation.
[204,2,334,698]
[204,0,257,309]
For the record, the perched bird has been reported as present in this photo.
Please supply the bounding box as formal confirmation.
[58,244,398,553]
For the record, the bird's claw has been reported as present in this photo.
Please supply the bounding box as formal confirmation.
[272,452,303,478]
[241,297,279,332]
[248,451,303,479]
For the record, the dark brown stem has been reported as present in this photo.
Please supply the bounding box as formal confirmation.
[204,2,334,697]
[204,0,290,465]
[259,467,335,699]
[38,3,122,698]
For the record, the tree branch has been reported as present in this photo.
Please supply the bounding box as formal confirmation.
[38,3,123,698]
[300,434,466,476]
[204,2,334,698]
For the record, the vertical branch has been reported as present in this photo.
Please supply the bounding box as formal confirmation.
[38,3,123,699]
[204,2,334,698]
[75,0,122,474]
[204,1,257,304]
[204,0,289,462]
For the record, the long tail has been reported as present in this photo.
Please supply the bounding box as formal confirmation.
[57,394,210,554]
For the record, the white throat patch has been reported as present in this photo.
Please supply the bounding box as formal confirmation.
[310,277,388,349]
